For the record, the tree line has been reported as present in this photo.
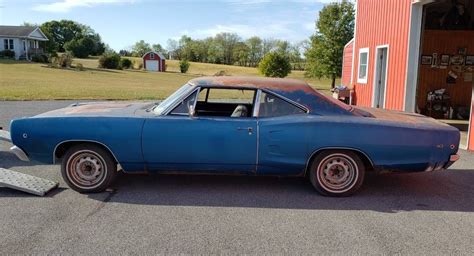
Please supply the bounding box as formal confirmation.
[121,34,307,70]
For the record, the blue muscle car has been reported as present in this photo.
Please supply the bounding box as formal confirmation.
[4,76,460,196]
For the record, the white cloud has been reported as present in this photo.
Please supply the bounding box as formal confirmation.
[32,0,136,13]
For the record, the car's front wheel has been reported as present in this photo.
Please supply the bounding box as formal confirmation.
[61,144,117,193]
[309,150,365,197]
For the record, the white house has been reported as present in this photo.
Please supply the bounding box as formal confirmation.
[0,25,49,60]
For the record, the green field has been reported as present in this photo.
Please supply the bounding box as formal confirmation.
[0,58,337,100]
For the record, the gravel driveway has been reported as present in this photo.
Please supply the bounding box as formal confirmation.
[0,101,473,255]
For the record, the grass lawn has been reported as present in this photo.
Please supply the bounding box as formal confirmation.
[0,58,337,100]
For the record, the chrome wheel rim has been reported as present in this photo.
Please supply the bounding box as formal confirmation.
[66,150,107,189]
[316,153,358,193]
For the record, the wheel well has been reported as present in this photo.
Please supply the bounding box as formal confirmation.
[305,148,374,177]
[54,141,117,164]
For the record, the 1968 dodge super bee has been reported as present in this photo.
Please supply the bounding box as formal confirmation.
[3,76,460,196]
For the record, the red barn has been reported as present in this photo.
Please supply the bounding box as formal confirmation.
[342,0,474,151]
[143,51,166,72]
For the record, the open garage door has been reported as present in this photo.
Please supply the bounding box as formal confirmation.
[409,0,474,150]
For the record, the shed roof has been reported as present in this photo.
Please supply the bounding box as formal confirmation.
[142,51,166,60]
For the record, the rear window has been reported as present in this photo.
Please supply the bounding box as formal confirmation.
[259,92,306,117]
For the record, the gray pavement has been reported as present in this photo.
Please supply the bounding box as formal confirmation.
[0,101,473,255]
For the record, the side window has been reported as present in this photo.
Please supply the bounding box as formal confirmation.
[170,90,198,115]
[259,92,305,117]
[206,88,255,104]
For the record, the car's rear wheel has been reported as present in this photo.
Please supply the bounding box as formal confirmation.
[61,144,117,193]
[309,150,365,197]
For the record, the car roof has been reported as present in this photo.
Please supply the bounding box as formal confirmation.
[188,76,315,93]
[188,76,353,116]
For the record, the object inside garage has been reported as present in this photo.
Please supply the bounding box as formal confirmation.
[416,0,474,149]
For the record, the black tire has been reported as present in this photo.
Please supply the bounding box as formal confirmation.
[61,144,117,193]
[309,150,365,197]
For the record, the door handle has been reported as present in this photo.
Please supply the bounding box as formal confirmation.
[237,127,253,135]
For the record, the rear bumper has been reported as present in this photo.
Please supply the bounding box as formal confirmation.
[424,154,459,172]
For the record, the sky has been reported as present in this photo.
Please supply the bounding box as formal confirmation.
[0,0,336,51]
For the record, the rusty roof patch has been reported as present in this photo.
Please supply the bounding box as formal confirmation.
[188,76,315,93]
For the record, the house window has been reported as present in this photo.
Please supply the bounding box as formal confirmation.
[3,39,14,50]
[357,48,369,84]
[150,53,155,59]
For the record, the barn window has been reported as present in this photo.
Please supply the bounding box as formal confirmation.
[357,48,369,84]
[150,53,155,59]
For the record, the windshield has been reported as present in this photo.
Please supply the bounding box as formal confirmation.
[153,84,194,115]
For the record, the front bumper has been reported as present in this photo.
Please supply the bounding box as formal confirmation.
[10,146,29,162]
[0,129,11,143]
[0,130,29,162]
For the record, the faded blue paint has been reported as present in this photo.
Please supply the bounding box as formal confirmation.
[9,78,460,176]
[142,115,257,174]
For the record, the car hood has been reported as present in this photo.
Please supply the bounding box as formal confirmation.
[34,102,153,117]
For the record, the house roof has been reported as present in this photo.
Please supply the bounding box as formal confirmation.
[0,26,48,41]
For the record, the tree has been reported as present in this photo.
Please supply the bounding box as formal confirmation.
[40,20,83,52]
[131,40,152,57]
[64,36,95,58]
[152,43,167,55]
[305,1,355,88]
[262,39,277,56]
[119,49,132,56]
[246,36,263,67]
[166,39,179,59]
[214,33,240,65]
[178,35,194,60]
[275,40,290,55]
[258,52,291,78]
[39,20,105,55]
[233,42,250,66]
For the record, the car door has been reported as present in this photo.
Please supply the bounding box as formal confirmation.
[141,88,257,174]
[256,91,310,176]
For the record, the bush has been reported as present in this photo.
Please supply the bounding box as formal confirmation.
[179,59,190,73]
[75,63,85,71]
[31,54,49,63]
[52,52,73,68]
[0,50,15,59]
[258,52,292,78]
[214,70,229,76]
[64,37,95,58]
[98,53,121,69]
[120,58,132,69]
[134,61,143,70]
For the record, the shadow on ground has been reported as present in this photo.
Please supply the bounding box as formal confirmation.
[2,150,473,213]
[77,168,474,213]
